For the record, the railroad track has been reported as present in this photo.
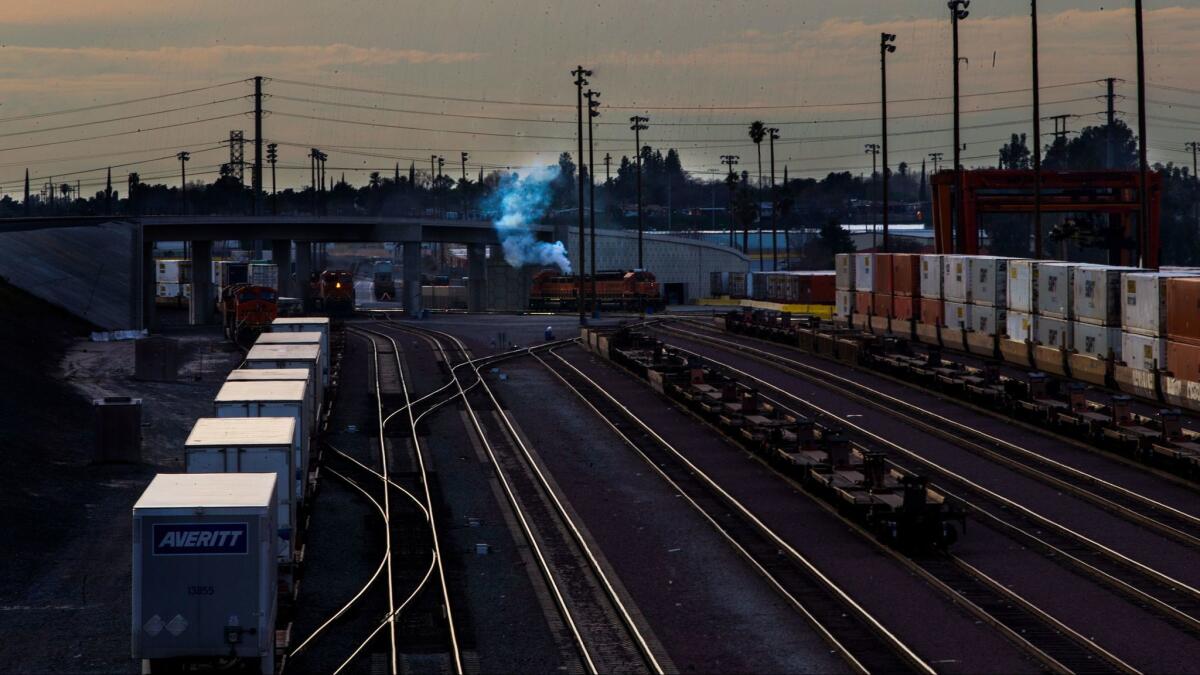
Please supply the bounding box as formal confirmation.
[535,345,933,675]
[647,322,1200,639]
[371,318,666,675]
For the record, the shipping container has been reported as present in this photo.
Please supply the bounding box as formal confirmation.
[969,256,1012,307]
[185,418,297,562]
[1121,271,1200,337]
[728,272,750,298]
[1073,265,1142,326]
[1123,332,1166,371]
[872,293,894,319]
[132,473,277,673]
[214,380,310,501]
[248,263,279,289]
[919,297,943,326]
[944,301,972,330]
[854,291,872,315]
[212,261,249,286]
[892,294,916,321]
[873,253,894,296]
[156,259,192,284]
[1168,341,1200,383]
[254,332,328,389]
[1072,322,1121,359]
[919,254,943,299]
[156,282,192,300]
[891,254,920,297]
[250,339,324,390]
[835,253,855,291]
[710,271,730,296]
[942,255,971,303]
[835,290,853,320]
[805,272,837,304]
[1036,262,1082,319]
[1005,311,1038,342]
[854,253,874,292]
[750,271,769,301]
[970,304,1005,336]
[1007,259,1038,313]
[227,368,317,428]
[1167,277,1200,348]
[1035,315,1072,349]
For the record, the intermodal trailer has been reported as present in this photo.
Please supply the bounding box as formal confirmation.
[254,332,329,390]
[244,342,324,394]
[132,473,277,674]
[213,380,310,502]
[271,318,331,375]
[226,368,318,431]
[184,418,298,563]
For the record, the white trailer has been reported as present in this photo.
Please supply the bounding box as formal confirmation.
[244,342,324,392]
[254,332,328,390]
[271,317,331,371]
[226,368,317,429]
[214,380,310,501]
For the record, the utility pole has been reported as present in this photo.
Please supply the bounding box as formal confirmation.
[631,114,649,269]
[1106,77,1118,169]
[23,169,29,216]
[105,167,113,215]
[267,143,278,215]
[721,155,739,249]
[176,151,190,215]
[604,153,612,185]
[1189,141,1200,230]
[430,155,437,189]
[310,148,318,215]
[253,75,263,215]
[768,127,780,270]
[586,89,601,316]
[460,151,468,182]
[949,0,969,252]
[881,31,897,252]
[1032,0,1043,259]
[929,152,943,174]
[1135,0,1151,267]
[572,65,592,325]
[866,143,880,248]
[1049,114,1070,140]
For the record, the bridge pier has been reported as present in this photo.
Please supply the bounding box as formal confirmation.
[189,241,213,325]
[402,241,422,318]
[294,242,312,305]
[141,238,157,332]
[271,240,292,295]
[467,244,486,312]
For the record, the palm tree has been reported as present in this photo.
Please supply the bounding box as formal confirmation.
[369,171,382,189]
[748,121,766,190]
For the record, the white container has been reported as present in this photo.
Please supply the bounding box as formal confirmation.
[853,253,874,292]
[157,282,190,299]
[1008,259,1038,313]
[919,254,943,299]
[185,418,297,562]
[214,380,310,501]
[970,256,1012,307]
[1006,311,1038,342]
[227,368,318,430]
[1122,332,1166,371]
[272,317,331,372]
[156,259,191,284]
[245,342,324,390]
[1035,315,1072,349]
[1036,262,1082,319]
[835,253,855,291]
[1072,322,1121,359]
[835,290,853,320]
[942,255,971,303]
[249,263,279,289]
[132,473,277,672]
[255,332,328,390]
[970,304,1005,336]
[1121,271,1200,337]
[1074,265,1142,326]
[943,301,972,330]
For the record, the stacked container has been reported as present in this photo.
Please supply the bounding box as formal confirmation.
[834,253,854,321]
[1005,259,1039,340]
[226,368,317,431]
[249,263,279,289]
[1122,271,1199,374]
[853,253,874,315]
[213,380,311,503]
[967,256,1010,336]
[1034,262,1082,350]
[1167,277,1200,381]
[157,258,193,302]
[891,254,920,321]
[942,255,972,329]
[255,332,328,390]
[918,254,943,327]
[1072,265,1141,359]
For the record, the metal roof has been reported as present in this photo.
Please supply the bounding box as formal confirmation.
[227,368,310,382]
[215,380,307,403]
[245,343,321,361]
[134,473,276,509]
[272,317,330,326]
[255,332,323,345]
[185,417,296,447]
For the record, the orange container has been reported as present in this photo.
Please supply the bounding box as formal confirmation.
[873,253,894,295]
[873,293,894,318]
[891,254,921,297]
[1167,277,1200,347]
[855,291,872,314]
[1168,341,1200,382]
[892,294,916,320]
[920,298,943,326]
[806,273,836,304]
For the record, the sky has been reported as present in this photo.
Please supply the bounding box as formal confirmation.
[0,0,1198,197]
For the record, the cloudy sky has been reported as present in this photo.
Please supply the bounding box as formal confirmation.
[0,1,1197,196]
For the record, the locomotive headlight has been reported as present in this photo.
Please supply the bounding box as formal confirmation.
[335,282,342,289]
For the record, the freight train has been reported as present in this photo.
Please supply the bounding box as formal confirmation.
[530,269,664,311]
[712,270,836,306]
[219,283,279,342]
[589,325,963,550]
[309,269,355,314]
[372,260,396,301]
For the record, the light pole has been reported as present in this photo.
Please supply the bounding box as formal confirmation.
[461,151,469,182]
[176,151,190,215]
[631,115,649,269]
[266,143,278,215]
[721,155,739,249]
[586,89,601,317]
[572,65,592,325]
[949,0,969,252]
[1134,0,1151,267]
[865,143,880,248]
[1031,0,1043,259]
[768,127,780,270]
[881,32,897,253]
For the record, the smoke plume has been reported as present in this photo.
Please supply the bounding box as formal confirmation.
[483,166,571,274]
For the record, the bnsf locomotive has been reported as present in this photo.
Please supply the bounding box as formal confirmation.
[219,283,278,342]
[530,269,664,311]
[309,269,355,314]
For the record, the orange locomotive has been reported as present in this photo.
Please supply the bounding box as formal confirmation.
[219,283,278,342]
[308,269,355,314]
[530,269,664,311]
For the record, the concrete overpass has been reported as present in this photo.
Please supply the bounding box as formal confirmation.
[0,214,562,329]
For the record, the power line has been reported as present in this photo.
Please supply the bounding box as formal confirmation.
[0,79,248,125]
[0,112,249,153]
[0,145,227,190]
[0,96,247,140]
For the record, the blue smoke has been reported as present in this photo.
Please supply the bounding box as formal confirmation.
[483,166,572,273]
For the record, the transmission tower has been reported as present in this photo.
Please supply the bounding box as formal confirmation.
[228,130,245,184]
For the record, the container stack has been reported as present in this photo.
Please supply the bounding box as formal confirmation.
[919,254,943,327]
[1072,266,1140,359]
[834,253,854,321]
[1034,262,1082,350]
[891,254,920,321]
[942,255,972,330]
[156,258,192,303]
[872,253,894,318]
[249,263,279,289]
[1006,259,1038,341]
[854,253,874,316]
[968,256,1010,336]
[1167,277,1200,381]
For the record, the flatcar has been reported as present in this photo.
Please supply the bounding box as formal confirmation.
[219,283,278,342]
[310,269,355,314]
[530,269,664,311]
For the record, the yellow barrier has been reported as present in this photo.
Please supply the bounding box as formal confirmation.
[697,297,834,319]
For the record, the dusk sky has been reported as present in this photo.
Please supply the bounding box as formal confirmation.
[1,1,1198,195]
